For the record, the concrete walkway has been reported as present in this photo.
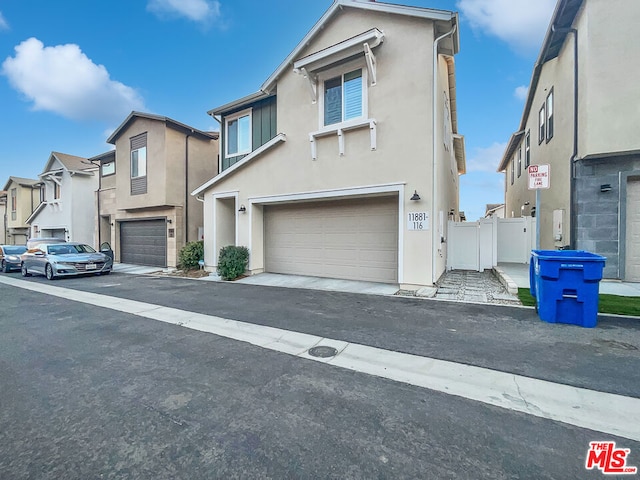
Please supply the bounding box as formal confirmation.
[497,262,640,297]
[434,270,521,305]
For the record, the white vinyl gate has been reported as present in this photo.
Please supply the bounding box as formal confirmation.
[447,216,535,271]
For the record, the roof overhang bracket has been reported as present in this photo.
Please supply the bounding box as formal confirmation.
[364,43,377,86]
[299,67,318,103]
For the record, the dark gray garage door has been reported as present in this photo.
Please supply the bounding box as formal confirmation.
[120,220,167,267]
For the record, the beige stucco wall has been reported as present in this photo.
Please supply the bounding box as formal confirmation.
[504,0,640,249]
[202,10,460,287]
[106,117,217,265]
[6,180,40,232]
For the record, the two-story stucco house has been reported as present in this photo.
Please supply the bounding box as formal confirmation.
[193,0,465,289]
[1,176,42,245]
[100,112,219,268]
[498,0,640,281]
[26,152,98,244]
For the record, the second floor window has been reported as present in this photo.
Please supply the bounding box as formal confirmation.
[54,182,61,199]
[102,161,115,176]
[525,131,531,168]
[226,110,252,157]
[511,160,514,185]
[324,69,363,126]
[546,89,554,142]
[517,147,522,178]
[538,104,545,144]
[10,188,16,212]
[131,147,147,178]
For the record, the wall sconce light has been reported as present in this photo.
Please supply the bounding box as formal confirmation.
[166,218,172,224]
[110,222,114,226]
[600,184,612,193]
[524,201,530,206]
[238,205,247,213]
[410,190,421,201]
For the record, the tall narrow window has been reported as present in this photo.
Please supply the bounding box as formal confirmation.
[525,131,531,168]
[226,111,251,157]
[538,104,545,144]
[131,147,147,178]
[324,69,363,126]
[511,159,515,185]
[54,182,61,199]
[517,146,522,178]
[546,89,554,141]
[10,188,16,221]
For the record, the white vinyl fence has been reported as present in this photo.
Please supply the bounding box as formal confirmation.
[447,216,535,271]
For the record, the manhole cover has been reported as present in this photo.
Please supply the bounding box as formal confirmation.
[308,346,338,358]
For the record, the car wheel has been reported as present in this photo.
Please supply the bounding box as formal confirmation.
[1,260,7,273]
[100,270,111,276]
[45,264,55,281]
[21,263,30,277]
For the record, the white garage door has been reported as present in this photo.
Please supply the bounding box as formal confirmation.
[265,196,398,283]
[626,178,640,281]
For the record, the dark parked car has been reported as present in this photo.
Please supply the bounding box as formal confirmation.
[21,242,113,280]
[0,245,27,272]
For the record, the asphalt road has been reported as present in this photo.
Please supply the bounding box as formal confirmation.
[1,272,639,479]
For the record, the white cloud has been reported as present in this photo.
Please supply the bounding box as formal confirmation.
[514,85,528,101]
[456,0,556,54]
[147,0,221,23]
[466,142,508,173]
[1,38,144,122]
[0,11,9,31]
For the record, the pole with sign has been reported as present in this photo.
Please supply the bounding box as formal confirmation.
[528,164,550,249]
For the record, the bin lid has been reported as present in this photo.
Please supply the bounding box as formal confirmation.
[531,250,606,262]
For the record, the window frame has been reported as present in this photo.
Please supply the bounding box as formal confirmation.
[517,146,522,178]
[53,182,61,200]
[102,161,115,177]
[525,130,531,168]
[317,59,368,129]
[538,104,545,145]
[130,146,147,179]
[545,88,554,142]
[510,159,515,185]
[10,188,16,212]
[225,108,253,158]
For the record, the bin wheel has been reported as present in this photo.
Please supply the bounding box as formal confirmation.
[534,301,538,314]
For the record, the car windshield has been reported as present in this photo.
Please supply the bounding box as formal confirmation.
[3,246,27,254]
[47,244,97,255]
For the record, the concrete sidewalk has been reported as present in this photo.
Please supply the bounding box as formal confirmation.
[496,262,640,296]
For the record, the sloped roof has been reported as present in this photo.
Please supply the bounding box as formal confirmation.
[39,152,94,176]
[3,176,41,190]
[107,111,219,144]
[210,0,459,115]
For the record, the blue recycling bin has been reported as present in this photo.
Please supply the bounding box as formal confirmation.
[529,250,606,328]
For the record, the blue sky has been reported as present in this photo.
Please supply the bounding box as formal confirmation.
[0,0,556,221]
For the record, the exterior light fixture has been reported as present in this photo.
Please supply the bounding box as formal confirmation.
[600,184,612,193]
[410,190,420,201]
[166,218,172,224]
[238,205,247,213]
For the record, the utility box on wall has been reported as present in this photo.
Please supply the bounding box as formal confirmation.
[553,209,564,243]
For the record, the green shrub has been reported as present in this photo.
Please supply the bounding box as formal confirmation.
[178,240,204,270]
[217,245,249,280]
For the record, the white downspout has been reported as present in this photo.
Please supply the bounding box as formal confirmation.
[432,23,457,284]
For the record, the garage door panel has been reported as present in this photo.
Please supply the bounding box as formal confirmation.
[265,197,398,283]
[626,179,640,281]
[120,220,167,267]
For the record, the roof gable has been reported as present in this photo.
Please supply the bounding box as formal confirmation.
[107,111,219,144]
[41,152,91,175]
[3,176,40,191]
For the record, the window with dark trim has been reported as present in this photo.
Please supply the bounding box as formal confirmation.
[538,104,545,144]
[517,146,522,178]
[525,131,531,168]
[546,89,554,142]
[54,182,61,200]
[130,133,147,195]
[102,161,115,176]
[510,159,514,185]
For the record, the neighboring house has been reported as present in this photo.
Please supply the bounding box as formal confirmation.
[101,112,219,268]
[0,190,6,244]
[27,152,98,244]
[193,0,465,289]
[484,204,505,219]
[498,0,640,280]
[2,176,42,245]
